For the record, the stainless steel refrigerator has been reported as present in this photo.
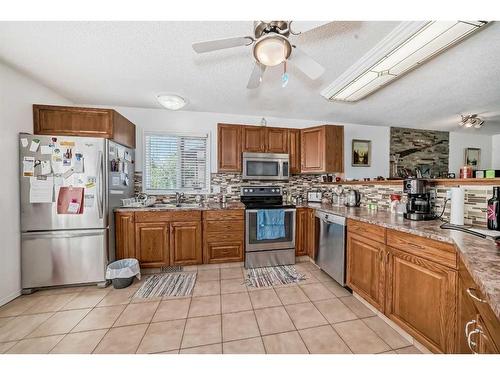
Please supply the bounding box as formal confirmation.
[19,133,135,292]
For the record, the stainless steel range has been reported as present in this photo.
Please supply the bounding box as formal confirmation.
[241,186,296,268]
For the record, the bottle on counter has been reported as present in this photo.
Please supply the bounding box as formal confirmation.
[487,186,500,230]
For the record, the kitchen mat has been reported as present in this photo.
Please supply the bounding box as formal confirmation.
[245,265,306,288]
[133,272,197,298]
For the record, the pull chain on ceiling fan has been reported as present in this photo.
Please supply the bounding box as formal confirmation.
[192,21,329,89]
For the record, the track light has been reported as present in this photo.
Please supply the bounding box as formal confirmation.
[459,114,484,129]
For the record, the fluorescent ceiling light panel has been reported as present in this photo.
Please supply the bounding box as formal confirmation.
[321,21,488,102]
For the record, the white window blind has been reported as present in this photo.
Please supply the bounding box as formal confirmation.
[143,132,209,194]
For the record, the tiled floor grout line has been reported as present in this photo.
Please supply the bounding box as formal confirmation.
[134,297,164,353]
[246,281,266,354]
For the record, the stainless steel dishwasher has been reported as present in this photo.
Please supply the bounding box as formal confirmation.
[315,211,347,286]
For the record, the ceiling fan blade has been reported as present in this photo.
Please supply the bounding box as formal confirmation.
[289,21,333,35]
[192,36,254,53]
[247,62,266,89]
[288,46,325,80]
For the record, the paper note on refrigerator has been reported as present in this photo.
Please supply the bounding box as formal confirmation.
[21,138,28,148]
[29,177,54,203]
[23,156,35,177]
[40,145,53,155]
[40,160,52,175]
[57,187,84,214]
[29,139,41,152]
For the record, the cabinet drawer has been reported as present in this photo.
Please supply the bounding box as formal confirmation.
[387,229,456,269]
[205,231,244,243]
[203,209,244,221]
[135,210,201,223]
[204,220,244,234]
[205,242,243,263]
[347,219,386,243]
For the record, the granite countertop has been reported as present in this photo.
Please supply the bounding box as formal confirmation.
[305,203,500,321]
[114,201,245,212]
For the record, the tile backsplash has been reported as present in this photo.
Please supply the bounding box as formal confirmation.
[134,171,494,227]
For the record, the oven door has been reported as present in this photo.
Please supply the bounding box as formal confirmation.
[242,155,288,180]
[245,208,296,252]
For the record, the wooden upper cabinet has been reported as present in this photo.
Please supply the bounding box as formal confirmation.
[288,129,301,174]
[266,128,288,153]
[217,124,242,172]
[135,222,170,268]
[346,231,387,312]
[385,247,457,353]
[33,104,136,148]
[170,221,203,266]
[301,125,343,173]
[242,126,266,152]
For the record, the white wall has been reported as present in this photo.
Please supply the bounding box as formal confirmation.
[0,62,72,306]
[448,132,494,175]
[492,134,500,170]
[109,106,391,179]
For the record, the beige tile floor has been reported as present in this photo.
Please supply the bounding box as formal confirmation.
[0,260,422,354]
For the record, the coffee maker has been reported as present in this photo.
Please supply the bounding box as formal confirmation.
[403,178,436,221]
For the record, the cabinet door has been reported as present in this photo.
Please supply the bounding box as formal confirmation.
[218,124,242,172]
[477,316,500,354]
[301,127,325,172]
[288,129,301,174]
[242,126,266,152]
[135,222,170,268]
[385,247,457,353]
[266,128,288,153]
[170,221,202,266]
[306,208,316,259]
[346,232,386,312]
[295,208,307,256]
[457,274,479,353]
[115,212,135,260]
[33,105,113,138]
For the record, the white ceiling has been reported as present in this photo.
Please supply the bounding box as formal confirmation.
[1,21,499,134]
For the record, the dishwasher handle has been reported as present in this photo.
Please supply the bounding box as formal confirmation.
[315,210,346,226]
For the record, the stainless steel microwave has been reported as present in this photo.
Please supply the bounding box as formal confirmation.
[242,152,289,180]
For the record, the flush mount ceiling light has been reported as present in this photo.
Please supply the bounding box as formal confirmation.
[156,94,187,110]
[459,114,484,129]
[321,21,488,102]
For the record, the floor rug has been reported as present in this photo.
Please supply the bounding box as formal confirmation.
[133,272,197,298]
[245,265,306,288]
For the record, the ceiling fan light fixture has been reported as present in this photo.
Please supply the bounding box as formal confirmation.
[253,34,292,67]
[156,94,187,110]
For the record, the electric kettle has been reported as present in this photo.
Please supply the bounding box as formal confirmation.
[344,189,361,207]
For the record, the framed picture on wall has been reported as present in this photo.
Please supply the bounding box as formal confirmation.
[352,139,371,167]
[464,148,481,169]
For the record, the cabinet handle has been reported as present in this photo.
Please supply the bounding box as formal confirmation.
[385,251,390,264]
[467,288,487,304]
[467,327,481,354]
[465,319,476,339]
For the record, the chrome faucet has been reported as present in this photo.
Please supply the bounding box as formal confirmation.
[175,192,185,207]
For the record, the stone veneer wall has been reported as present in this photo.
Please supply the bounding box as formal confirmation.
[390,127,449,178]
[134,171,493,227]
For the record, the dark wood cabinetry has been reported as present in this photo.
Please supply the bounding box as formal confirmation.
[295,207,315,257]
[301,125,343,173]
[170,221,202,266]
[115,212,135,260]
[217,124,242,172]
[33,104,136,148]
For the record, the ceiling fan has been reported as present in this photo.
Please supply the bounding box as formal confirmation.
[192,21,329,89]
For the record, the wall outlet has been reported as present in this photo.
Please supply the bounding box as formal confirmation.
[446,190,452,200]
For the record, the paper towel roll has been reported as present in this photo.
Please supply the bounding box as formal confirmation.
[450,187,465,225]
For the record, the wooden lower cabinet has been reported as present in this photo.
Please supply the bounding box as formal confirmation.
[115,212,135,260]
[295,207,315,257]
[203,209,244,264]
[170,221,202,266]
[385,247,457,353]
[135,222,170,268]
[346,232,386,312]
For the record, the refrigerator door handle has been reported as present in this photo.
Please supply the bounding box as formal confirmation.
[23,230,106,239]
[97,150,104,219]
